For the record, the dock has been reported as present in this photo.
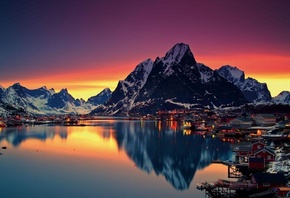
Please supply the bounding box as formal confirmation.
[211,160,248,178]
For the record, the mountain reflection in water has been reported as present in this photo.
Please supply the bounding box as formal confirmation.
[0,120,233,191]
[112,121,233,190]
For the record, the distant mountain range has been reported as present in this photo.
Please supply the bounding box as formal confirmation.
[0,83,111,116]
[0,43,289,116]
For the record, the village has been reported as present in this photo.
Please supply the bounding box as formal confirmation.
[1,107,290,197]
[174,109,290,198]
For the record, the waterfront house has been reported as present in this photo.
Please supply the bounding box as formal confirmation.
[277,120,290,133]
[248,157,265,170]
[233,145,252,157]
[0,120,6,127]
[277,120,290,128]
[275,187,290,197]
[251,141,266,152]
[233,141,266,157]
[233,141,274,164]
[251,173,287,189]
[251,147,275,163]
[254,114,276,126]
[229,117,254,129]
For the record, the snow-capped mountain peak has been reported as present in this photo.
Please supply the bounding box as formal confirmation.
[0,84,111,116]
[217,65,245,84]
[217,65,271,103]
[163,43,190,63]
[91,43,248,116]
[87,88,112,106]
[273,91,290,104]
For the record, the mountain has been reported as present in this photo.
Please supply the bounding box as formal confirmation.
[272,91,290,104]
[216,66,272,103]
[91,43,248,116]
[87,88,112,106]
[0,83,111,116]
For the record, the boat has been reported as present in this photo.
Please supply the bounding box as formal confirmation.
[181,119,195,130]
[195,122,208,131]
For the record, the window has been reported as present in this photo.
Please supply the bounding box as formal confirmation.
[263,183,270,187]
[267,155,272,160]
[257,145,261,149]
[257,155,261,158]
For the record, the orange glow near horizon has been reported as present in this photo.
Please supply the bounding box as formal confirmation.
[1,54,289,100]
[198,53,290,97]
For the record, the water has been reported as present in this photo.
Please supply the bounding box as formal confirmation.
[0,119,235,198]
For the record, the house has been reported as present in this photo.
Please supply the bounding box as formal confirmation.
[229,117,254,129]
[251,141,266,153]
[233,141,266,157]
[277,120,290,133]
[251,147,275,163]
[251,173,287,189]
[275,187,290,197]
[233,145,252,157]
[248,157,265,170]
[254,114,276,126]
[277,120,290,128]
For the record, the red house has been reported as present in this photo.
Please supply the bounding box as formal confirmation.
[251,141,266,153]
[251,173,286,189]
[233,141,266,157]
[251,147,275,163]
[276,187,290,197]
[248,157,265,170]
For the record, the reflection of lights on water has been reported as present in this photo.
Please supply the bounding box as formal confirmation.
[183,129,191,136]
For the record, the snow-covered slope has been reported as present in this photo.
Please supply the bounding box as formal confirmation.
[91,43,248,116]
[273,91,290,104]
[0,83,111,116]
[87,88,112,106]
[217,66,272,103]
[101,58,154,115]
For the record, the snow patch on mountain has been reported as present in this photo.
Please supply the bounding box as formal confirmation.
[217,65,272,103]
[273,91,290,104]
[196,63,214,83]
[0,83,111,115]
[165,99,199,109]
[163,43,190,64]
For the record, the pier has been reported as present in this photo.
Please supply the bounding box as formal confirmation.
[197,179,258,198]
[211,160,248,178]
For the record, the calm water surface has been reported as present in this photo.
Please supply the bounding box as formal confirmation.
[0,119,235,198]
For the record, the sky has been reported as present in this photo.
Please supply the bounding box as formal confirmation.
[1,0,290,100]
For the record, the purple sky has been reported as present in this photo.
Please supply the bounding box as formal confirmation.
[1,0,290,99]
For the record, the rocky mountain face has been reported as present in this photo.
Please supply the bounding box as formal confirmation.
[0,83,111,116]
[92,43,248,116]
[216,66,272,103]
[1,43,287,117]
